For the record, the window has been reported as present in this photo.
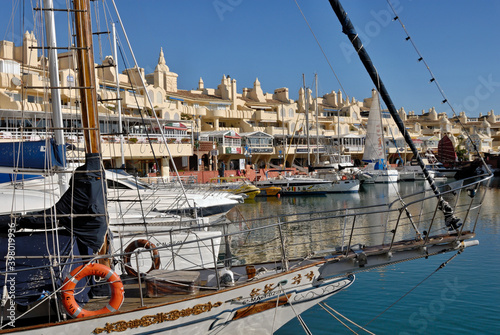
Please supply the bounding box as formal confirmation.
[27,95,42,103]
[5,92,21,102]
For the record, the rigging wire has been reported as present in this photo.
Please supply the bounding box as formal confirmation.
[321,301,376,334]
[276,283,313,335]
[364,251,460,327]
[318,302,365,334]
[293,0,349,102]
[385,0,485,165]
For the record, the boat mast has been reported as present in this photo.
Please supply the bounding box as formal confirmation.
[110,0,191,200]
[74,0,101,154]
[315,73,320,164]
[376,92,388,169]
[112,23,125,168]
[281,103,285,169]
[303,74,311,166]
[43,0,67,193]
[329,0,460,229]
[337,100,341,168]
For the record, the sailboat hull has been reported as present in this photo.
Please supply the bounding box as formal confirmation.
[4,265,354,334]
[358,164,399,184]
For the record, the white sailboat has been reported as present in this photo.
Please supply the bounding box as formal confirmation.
[359,90,399,183]
[0,1,490,334]
[254,170,359,194]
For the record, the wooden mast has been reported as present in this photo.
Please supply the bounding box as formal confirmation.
[73,0,108,258]
[73,0,101,154]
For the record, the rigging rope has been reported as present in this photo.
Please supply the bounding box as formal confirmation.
[364,251,460,327]
[293,0,349,102]
[385,0,486,169]
[319,302,375,335]
[275,283,313,335]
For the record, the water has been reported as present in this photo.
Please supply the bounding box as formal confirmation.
[233,179,500,334]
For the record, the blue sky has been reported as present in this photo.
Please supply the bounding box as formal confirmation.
[3,1,499,117]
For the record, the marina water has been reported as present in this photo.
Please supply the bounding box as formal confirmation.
[232,179,500,334]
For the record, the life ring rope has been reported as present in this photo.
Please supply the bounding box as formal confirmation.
[122,239,161,277]
[61,263,124,319]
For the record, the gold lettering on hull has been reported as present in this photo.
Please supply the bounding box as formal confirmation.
[93,301,222,334]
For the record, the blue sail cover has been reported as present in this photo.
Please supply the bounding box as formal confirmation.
[0,139,65,170]
[0,139,66,183]
[373,159,387,170]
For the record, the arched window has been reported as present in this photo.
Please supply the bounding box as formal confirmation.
[289,108,294,117]
[156,92,162,103]
[174,113,180,120]
[164,112,170,120]
[148,90,154,103]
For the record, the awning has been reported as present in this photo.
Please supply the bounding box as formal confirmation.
[209,101,231,105]
[164,122,187,131]
[249,105,272,110]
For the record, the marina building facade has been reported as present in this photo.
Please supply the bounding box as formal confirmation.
[0,34,496,177]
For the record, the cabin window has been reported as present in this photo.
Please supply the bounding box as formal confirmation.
[107,179,129,190]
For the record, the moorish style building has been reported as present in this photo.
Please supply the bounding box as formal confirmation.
[0,33,496,178]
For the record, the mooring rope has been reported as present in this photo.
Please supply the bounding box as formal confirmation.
[364,252,460,327]
[274,283,313,335]
[319,302,375,335]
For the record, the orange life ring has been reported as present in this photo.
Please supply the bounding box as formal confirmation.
[122,239,160,277]
[61,263,124,318]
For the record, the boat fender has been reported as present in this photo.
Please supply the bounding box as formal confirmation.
[123,239,161,277]
[342,175,347,180]
[61,263,124,318]
[219,268,235,286]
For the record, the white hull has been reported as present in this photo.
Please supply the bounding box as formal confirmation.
[359,167,399,183]
[112,229,222,274]
[5,266,354,334]
[256,177,359,194]
[398,170,435,181]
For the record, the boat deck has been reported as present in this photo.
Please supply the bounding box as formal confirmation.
[82,230,474,315]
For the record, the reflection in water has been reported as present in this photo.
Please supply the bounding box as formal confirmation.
[223,178,490,265]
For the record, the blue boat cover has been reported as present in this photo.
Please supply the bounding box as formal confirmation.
[0,232,91,306]
[0,153,108,252]
[0,139,65,170]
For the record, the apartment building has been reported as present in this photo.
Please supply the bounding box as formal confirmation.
[0,34,495,177]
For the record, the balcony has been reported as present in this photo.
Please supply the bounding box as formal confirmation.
[255,110,276,122]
